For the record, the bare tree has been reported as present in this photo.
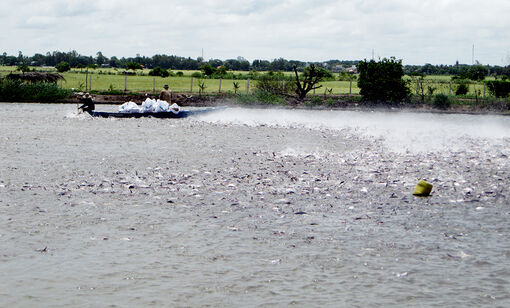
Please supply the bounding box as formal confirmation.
[293,64,330,99]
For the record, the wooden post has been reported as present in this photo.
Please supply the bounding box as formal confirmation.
[219,78,222,93]
[349,79,352,95]
[246,79,250,94]
[85,70,88,90]
[124,75,127,91]
[153,78,156,92]
[416,80,420,95]
[190,77,193,93]
[282,80,286,92]
[89,75,92,91]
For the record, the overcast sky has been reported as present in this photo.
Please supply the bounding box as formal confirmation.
[2,0,509,65]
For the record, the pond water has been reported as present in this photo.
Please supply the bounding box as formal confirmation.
[1,103,509,307]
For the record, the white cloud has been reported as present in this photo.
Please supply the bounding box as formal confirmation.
[2,0,509,65]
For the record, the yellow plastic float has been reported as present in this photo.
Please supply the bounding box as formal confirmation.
[413,180,433,196]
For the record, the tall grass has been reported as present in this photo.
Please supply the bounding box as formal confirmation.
[0,79,72,101]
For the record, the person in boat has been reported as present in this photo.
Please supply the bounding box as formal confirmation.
[159,84,172,103]
[78,93,95,113]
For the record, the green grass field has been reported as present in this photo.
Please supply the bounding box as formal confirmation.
[0,66,495,96]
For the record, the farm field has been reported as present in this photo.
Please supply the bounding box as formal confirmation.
[0,66,495,96]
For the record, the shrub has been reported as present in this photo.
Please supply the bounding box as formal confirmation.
[148,66,169,77]
[126,62,142,71]
[486,80,510,98]
[56,61,71,73]
[357,57,409,103]
[234,90,286,105]
[455,81,469,95]
[200,63,216,76]
[433,94,451,109]
[176,71,184,77]
[310,95,323,105]
[255,72,296,95]
[0,79,71,101]
[191,72,203,78]
[338,72,357,81]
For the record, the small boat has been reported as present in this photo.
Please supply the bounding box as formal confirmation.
[86,106,226,118]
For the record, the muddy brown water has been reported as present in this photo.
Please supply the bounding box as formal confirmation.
[1,103,509,307]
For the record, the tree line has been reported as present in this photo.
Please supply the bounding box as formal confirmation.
[1,50,358,72]
[1,50,509,78]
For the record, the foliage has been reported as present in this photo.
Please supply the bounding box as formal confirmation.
[198,80,207,95]
[357,57,410,103]
[148,66,170,77]
[427,85,436,96]
[126,62,143,71]
[176,71,184,77]
[486,80,510,98]
[293,65,331,99]
[338,72,357,81]
[200,63,217,76]
[0,79,71,101]
[191,72,203,78]
[455,80,469,95]
[432,94,451,109]
[255,71,296,95]
[216,65,227,76]
[6,72,64,83]
[233,81,240,94]
[234,90,286,105]
[16,64,31,73]
[56,61,71,73]
[452,65,488,81]
[310,96,323,106]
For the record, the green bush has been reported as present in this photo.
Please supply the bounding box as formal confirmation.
[56,61,71,73]
[148,66,170,77]
[310,96,323,105]
[200,63,216,76]
[455,81,469,95]
[357,57,410,103]
[433,94,451,109]
[255,72,296,95]
[191,72,203,78]
[486,80,510,98]
[0,79,71,101]
[235,90,286,105]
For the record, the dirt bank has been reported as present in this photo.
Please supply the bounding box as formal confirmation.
[18,91,498,115]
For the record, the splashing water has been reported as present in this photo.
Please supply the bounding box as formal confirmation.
[196,107,510,153]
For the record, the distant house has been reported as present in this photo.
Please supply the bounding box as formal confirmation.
[331,65,343,73]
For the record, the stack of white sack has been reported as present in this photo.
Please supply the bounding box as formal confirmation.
[141,98,175,113]
[118,98,180,114]
[118,101,140,113]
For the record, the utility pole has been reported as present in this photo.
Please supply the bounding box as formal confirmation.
[472,44,474,65]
